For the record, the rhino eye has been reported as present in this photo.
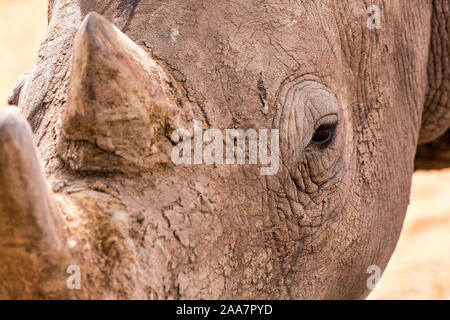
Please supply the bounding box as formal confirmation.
[311,115,338,147]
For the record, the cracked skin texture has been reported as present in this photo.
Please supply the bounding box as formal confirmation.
[0,0,448,299]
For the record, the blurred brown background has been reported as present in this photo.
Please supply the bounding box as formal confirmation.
[0,0,449,299]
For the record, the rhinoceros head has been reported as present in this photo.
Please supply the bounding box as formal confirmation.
[1,0,449,299]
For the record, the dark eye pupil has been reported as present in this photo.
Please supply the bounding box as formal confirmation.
[312,124,335,145]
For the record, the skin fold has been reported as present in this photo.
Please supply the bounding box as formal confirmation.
[0,0,448,299]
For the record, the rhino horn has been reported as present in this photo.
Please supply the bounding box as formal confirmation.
[60,12,181,173]
[0,107,67,298]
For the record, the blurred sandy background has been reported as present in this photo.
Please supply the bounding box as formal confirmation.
[0,0,449,300]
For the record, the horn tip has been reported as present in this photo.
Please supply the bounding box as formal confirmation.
[82,11,109,32]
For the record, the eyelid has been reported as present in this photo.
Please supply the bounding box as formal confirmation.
[314,114,338,130]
